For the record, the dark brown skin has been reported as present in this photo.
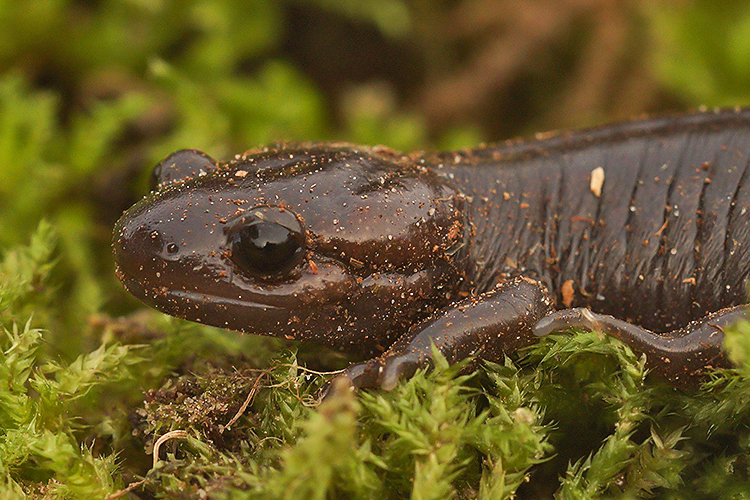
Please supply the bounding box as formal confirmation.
[113,109,750,390]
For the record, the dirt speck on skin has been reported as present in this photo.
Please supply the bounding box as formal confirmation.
[562,280,575,308]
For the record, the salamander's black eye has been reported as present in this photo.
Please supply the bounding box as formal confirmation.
[227,208,305,277]
[151,149,216,191]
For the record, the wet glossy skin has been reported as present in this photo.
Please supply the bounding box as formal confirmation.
[115,146,467,357]
[114,109,750,389]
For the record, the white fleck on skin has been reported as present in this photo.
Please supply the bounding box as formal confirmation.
[590,167,605,197]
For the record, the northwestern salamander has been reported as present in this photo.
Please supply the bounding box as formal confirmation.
[113,108,750,390]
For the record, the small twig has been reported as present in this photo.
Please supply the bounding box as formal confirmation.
[282,364,346,376]
[104,479,146,500]
[224,372,265,430]
[152,429,189,469]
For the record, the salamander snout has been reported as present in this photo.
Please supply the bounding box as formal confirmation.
[112,219,174,297]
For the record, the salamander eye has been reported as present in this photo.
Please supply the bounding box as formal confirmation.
[227,209,305,277]
[150,149,216,191]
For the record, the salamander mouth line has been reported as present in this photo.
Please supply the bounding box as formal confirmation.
[168,289,283,310]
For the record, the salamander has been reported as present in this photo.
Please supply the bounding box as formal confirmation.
[113,108,750,390]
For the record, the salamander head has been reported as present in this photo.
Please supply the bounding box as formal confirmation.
[113,144,467,355]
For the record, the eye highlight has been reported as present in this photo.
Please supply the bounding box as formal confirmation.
[226,207,305,278]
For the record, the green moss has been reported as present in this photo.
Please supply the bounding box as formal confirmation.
[0,228,140,496]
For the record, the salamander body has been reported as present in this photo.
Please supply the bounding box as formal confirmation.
[113,109,750,388]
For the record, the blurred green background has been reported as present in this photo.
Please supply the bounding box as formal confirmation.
[3,0,750,497]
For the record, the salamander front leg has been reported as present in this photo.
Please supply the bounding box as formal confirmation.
[331,276,554,393]
[533,306,745,384]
